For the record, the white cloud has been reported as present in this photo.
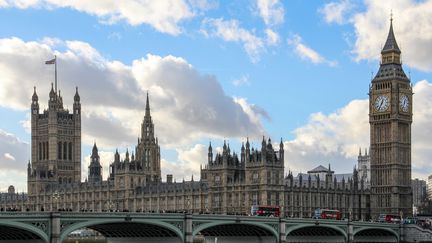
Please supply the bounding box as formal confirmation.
[0,36,266,156]
[0,0,199,35]
[201,18,265,63]
[284,80,432,180]
[352,0,432,71]
[287,34,337,67]
[256,0,284,26]
[319,0,353,24]
[0,130,29,191]
[4,153,16,161]
[232,75,250,87]
[160,144,207,182]
[265,28,280,45]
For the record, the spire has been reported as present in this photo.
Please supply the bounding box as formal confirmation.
[359,147,362,156]
[382,16,400,54]
[49,83,55,98]
[92,142,98,156]
[32,86,38,101]
[145,92,151,117]
[74,86,80,102]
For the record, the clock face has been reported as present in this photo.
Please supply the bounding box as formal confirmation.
[374,95,389,112]
[400,94,409,112]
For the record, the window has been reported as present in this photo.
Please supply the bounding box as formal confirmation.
[253,172,259,183]
[58,142,62,160]
[63,142,67,160]
[215,175,220,184]
[68,142,72,160]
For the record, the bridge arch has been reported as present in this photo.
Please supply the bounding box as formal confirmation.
[193,221,279,242]
[0,221,49,242]
[286,224,347,242]
[60,218,184,242]
[353,227,399,242]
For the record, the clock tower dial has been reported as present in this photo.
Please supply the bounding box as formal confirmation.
[369,18,413,218]
[400,94,409,112]
[374,95,389,112]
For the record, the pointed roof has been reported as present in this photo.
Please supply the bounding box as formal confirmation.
[382,18,401,54]
[32,86,38,101]
[74,86,80,102]
[145,92,151,117]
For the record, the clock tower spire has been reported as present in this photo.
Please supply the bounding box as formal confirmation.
[369,17,412,218]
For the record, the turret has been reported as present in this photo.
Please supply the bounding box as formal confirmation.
[240,142,245,163]
[31,87,39,115]
[125,148,130,162]
[27,160,31,178]
[73,87,81,115]
[279,138,284,162]
[48,83,57,110]
[261,136,266,163]
[245,137,250,162]
[88,142,102,183]
[114,149,120,163]
[208,142,213,164]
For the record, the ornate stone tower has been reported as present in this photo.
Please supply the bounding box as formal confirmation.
[28,85,81,208]
[369,19,413,217]
[88,142,102,183]
[135,93,161,182]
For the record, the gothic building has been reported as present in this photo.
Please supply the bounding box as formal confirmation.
[0,19,412,221]
[369,18,413,218]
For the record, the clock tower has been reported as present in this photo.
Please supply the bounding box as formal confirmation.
[369,18,413,218]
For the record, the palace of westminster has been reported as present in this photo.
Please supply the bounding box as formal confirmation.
[0,20,413,220]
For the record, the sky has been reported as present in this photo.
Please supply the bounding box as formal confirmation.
[1,0,432,192]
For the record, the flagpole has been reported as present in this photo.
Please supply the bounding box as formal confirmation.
[54,55,57,93]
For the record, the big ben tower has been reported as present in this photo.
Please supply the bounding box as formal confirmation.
[369,18,413,218]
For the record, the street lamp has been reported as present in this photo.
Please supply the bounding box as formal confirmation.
[52,191,60,212]
[106,200,114,212]
[186,199,191,214]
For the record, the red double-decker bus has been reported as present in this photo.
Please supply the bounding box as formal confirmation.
[313,208,342,220]
[251,205,280,217]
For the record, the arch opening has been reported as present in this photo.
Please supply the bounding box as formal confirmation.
[196,223,277,243]
[63,222,182,243]
[0,225,44,242]
[354,228,398,243]
[286,226,346,243]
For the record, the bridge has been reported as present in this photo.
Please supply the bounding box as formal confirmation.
[0,212,423,243]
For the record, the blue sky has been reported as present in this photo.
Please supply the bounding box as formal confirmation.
[1,0,432,192]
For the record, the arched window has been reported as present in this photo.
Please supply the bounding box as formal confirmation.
[63,142,67,160]
[39,143,42,160]
[58,142,62,160]
[42,142,45,160]
[46,142,49,160]
[59,177,62,184]
[68,142,72,160]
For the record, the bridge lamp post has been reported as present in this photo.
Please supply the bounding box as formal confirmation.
[187,199,191,214]
[52,191,60,212]
[106,200,114,212]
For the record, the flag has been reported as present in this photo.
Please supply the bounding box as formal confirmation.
[45,58,56,65]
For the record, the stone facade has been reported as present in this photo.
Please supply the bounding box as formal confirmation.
[369,19,413,218]
[411,178,427,214]
[0,20,412,221]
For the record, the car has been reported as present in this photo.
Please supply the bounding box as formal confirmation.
[403,217,416,224]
